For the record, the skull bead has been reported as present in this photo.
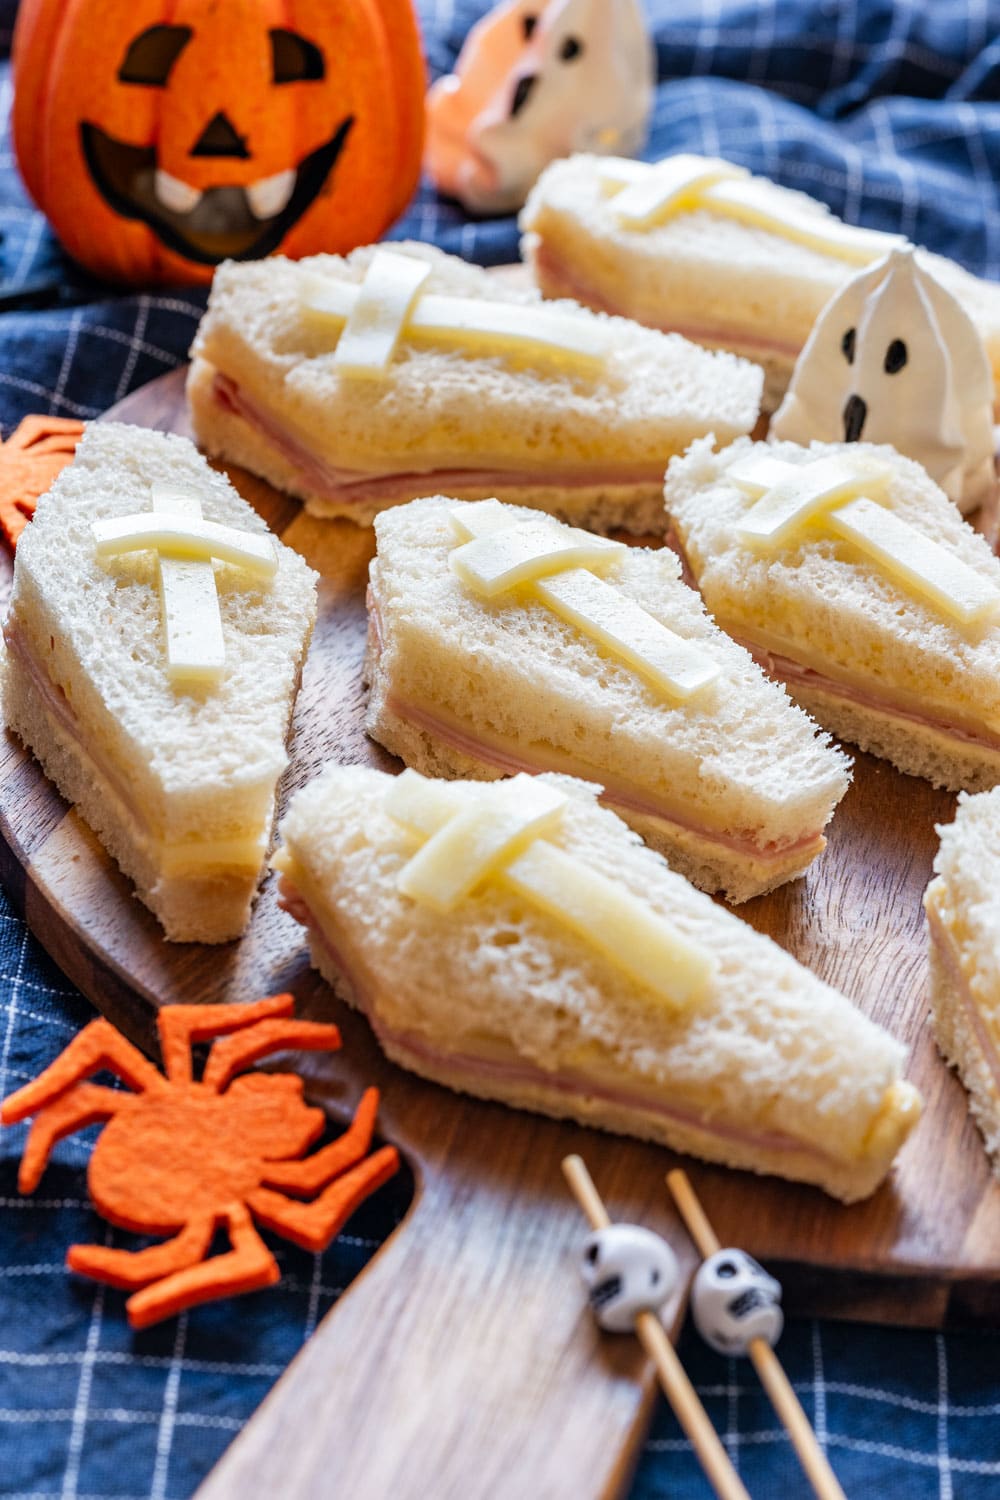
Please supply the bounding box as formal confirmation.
[579,1223,679,1333]
[691,1248,783,1356]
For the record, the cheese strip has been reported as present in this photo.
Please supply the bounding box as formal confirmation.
[93,513,277,577]
[301,257,613,375]
[333,250,431,378]
[503,839,713,1009]
[152,485,226,686]
[732,454,888,544]
[597,157,906,263]
[536,568,720,699]
[385,770,715,1011]
[451,518,623,597]
[828,496,1000,625]
[609,154,745,231]
[397,777,567,911]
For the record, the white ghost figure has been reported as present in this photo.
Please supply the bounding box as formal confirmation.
[691,1248,783,1357]
[425,0,654,215]
[578,1223,679,1333]
[771,247,997,515]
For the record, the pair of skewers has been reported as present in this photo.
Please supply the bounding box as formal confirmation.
[562,1156,846,1500]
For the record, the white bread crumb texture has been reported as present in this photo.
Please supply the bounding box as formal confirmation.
[9,423,317,826]
[664,435,1000,726]
[278,764,906,1158]
[370,496,849,848]
[930,789,1000,1048]
[519,154,1000,389]
[191,241,763,470]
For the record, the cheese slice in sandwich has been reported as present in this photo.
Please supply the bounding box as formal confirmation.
[664,436,1000,792]
[924,789,1000,1173]
[1,423,318,943]
[187,240,763,536]
[520,152,1000,413]
[365,495,850,903]
[273,764,921,1202]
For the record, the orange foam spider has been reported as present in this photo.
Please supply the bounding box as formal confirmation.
[0,994,399,1328]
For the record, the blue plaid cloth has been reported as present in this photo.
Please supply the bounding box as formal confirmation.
[1,1,999,1495]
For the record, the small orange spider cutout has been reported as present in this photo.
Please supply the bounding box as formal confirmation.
[0,994,399,1328]
[0,414,85,550]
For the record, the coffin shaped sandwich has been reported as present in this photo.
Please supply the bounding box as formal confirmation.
[924,789,1000,1173]
[664,437,1000,791]
[274,765,921,1202]
[2,423,317,942]
[520,152,1000,411]
[188,240,762,534]
[365,496,850,901]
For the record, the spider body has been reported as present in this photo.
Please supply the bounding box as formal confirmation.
[1,994,399,1326]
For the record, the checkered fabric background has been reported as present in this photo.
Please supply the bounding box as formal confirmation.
[0,0,999,1495]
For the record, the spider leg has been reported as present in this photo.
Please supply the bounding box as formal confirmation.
[260,1088,380,1197]
[68,1214,215,1291]
[249,1145,400,1253]
[124,1204,280,1330]
[0,1019,164,1125]
[158,994,296,1084]
[203,1018,342,1093]
[18,1083,126,1192]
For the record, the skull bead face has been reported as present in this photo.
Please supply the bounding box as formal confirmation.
[691,1248,783,1356]
[578,1223,679,1333]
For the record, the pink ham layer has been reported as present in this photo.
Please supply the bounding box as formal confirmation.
[276,873,843,1165]
[927,902,1000,1101]
[531,242,802,362]
[366,586,823,869]
[3,618,150,831]
[662,531,1000,757]
[212,373,665,508]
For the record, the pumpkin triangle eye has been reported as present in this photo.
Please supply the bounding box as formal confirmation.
[118,25,193,86]
[270,28,326,84]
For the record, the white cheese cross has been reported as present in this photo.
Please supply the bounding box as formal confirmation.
[300,248,614,379]
[729,453,1000,625]
[92,484,277,686]
[597,154,905,263]
[450,500,720,701]
[386,770,714,1011]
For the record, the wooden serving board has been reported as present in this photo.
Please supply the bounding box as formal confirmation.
[3,367,1000,1500]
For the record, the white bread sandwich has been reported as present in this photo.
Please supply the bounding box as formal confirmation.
[664,436,1000,792]
[1,423,317,943]
[924,789,1000,1173]
[520,152,1000,412]
[273,764,921,1202]
[365,495,850,902]
[187,240,763,535]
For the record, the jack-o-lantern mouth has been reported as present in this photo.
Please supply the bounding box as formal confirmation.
[79,117,354,267]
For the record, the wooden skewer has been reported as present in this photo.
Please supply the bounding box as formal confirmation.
[666,1169,847,1500]
[562,1156,751,1500]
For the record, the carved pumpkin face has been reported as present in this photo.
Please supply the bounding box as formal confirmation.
[12,0,425,285]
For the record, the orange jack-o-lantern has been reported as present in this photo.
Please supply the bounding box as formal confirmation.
[11,0,426,286]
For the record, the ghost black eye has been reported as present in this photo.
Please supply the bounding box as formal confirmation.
[522,14,538,40]
[118,25,193,85]
[585,1243,600,1265]
[560,35,584,61]
[716,1260,738,1278]
[270,28,326,84]
[884,339,908,374]
[841,327,856,365]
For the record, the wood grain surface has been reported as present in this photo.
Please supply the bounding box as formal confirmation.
[2,365,999,1500]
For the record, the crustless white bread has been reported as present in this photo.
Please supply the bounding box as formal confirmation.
[1,423,317,943]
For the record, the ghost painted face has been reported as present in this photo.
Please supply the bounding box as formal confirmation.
[771,248,997,514]
[425,0,654,214]
[11,0,425,285]
[691,1248,783,1356]
[578,1223,678,1333]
